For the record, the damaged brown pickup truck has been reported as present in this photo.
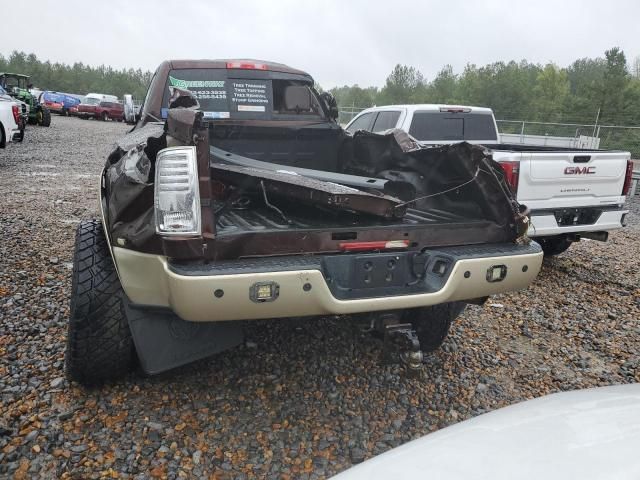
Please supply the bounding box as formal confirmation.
[65,60,543,384]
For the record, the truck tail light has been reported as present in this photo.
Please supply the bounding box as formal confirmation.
[622,160,634,196]
[439,107,471,113]
[498,161,520,196]
[226,61,268,70]
[154,146,201,236]
[11,104,20,124]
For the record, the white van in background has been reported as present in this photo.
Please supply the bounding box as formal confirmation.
[85,93,118,103]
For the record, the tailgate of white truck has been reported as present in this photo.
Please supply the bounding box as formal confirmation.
[514,150,629,209]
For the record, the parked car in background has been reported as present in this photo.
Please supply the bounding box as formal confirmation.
[0,85,25,147]
[77,97,100,119]
[39,92,63,114]
[95,100,124,121]
[78,100,125,121]
[331,384,640,480]
[77,93,121,120]
[85,92,118,103]
[346,105,634,256]
[39,91,81,116]
[1,85,28,122]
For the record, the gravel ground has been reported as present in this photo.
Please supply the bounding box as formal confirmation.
[1,116,639,479]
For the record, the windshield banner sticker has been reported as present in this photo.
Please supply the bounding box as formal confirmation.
[230,81,271,117]
[169,76,228,103]
[166,74,272,118]
[168,76,225,89]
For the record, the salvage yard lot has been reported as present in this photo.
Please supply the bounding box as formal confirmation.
[1,116,639,479]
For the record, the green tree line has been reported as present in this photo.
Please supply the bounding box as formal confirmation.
[331,47,640,127]
[0,51,152,99]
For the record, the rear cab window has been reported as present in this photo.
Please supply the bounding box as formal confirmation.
[409,111,498,142]
[372,111,401,132]
[160,68,325,121]
[345,111,376,133]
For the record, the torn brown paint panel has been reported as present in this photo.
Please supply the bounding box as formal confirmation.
[166,107,204,145]
[210,163,406,219]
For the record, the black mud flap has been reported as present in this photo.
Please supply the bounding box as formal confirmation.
[124,302,243,375]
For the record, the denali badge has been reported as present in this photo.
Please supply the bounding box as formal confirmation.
[564,166,596,175]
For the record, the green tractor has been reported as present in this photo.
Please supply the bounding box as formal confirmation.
[0,72,51,127]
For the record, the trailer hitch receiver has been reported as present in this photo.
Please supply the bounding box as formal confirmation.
[383,323,423,374]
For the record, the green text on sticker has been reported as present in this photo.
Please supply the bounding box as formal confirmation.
[169,76,225,89]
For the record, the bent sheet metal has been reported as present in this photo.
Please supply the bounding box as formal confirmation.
[210,162,407,219]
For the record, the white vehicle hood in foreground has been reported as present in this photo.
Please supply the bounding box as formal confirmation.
[332,384,640,480]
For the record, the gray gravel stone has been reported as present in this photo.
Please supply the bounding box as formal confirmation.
[49,377,65,388]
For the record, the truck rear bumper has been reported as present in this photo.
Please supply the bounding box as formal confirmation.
[112,244,543,322]
[528,208,628,237]
[10,127,22,141]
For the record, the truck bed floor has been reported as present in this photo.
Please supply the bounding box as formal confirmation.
[215,205,483,235]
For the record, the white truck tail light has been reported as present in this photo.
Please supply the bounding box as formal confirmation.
[11,104,20,125]
[498,161,520,196]
[622,160,634,196]
[154,146,201,236]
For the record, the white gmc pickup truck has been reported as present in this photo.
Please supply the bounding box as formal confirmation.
[346,105,634,255]
[0,85,25,148]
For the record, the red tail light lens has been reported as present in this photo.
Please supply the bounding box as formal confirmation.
[498,161,520,196]
[226,61,267,70]
[339,240,409,252]
[622,160,634,196]
[11,104,20,124]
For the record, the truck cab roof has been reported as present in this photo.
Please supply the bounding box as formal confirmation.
[345,104,499,144]
[164,59,312,78]
[140,59,320,124]
[359,104,494,114]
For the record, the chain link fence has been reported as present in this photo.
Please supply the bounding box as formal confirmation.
[338,107,366,126]
[497,120,640,158]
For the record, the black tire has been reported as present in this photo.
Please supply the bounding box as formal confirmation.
[38,107,51,127]
[16,129,24,142]
[402,302,466,352]
[0,123,5,148]
[101,111,109,121]
[65,219,134,385]
[538,236,572,257]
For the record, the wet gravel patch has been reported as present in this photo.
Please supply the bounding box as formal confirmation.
[1,117,639,479]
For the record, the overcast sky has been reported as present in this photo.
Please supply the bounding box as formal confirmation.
[1,0,638,89]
